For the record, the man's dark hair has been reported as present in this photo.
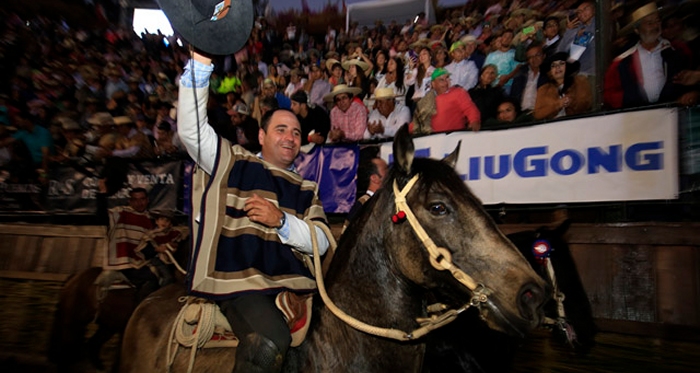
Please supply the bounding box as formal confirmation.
[260,108,296,132]
[525,42,543,54]
[356,146,381,197]
[130,187,148,197]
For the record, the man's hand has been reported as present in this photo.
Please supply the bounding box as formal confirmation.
[468,121,481,132]
[328,128,345,142]
[367,120,384,135]
[674,70,700,86]
[244,194,285,228]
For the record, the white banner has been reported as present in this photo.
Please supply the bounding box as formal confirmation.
[380,108,679,204]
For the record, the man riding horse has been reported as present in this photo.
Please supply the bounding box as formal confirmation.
[172,1,332,370]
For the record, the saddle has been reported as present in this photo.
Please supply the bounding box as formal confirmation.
[170,291,313,350]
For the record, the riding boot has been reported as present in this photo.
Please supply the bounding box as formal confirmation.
[232,332,284,373]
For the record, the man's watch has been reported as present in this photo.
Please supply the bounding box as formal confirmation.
[277,212,286,229]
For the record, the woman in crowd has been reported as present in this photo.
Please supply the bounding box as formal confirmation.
[372,50,389,82]
[469,64,505,123]
[431,42,449,68]
[376,55,407,103]
[343,59,370,99]
[533,52,592,120]
[410,46,435,103]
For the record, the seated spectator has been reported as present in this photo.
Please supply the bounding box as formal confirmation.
[365,88,411,140]
[541,16,564,58]
[462,35,486,72]
[533,52,592,120]
[469,64,505,123]
[8,109,53,178]
[290,91,330,145]
[603,3,697,110]
[228,103,261,153]
[326,58,345,87]
[324,84,367,143]
[485,97,533,127]
[484,29,520,95]
[104,116,154,160]
[510,43,548,114]
[305,64,332,110]
[51,117,86,163]
[445,41,479,90]
[252,78,290,123]
[284,68,306,97]
[376,56,407,103]
[343,58,371,99]
[409,46,435,103]
[154,120,184,158]
[424,68,480,134]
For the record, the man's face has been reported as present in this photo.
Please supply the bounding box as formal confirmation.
[263,84,276,98]
[371,158,388,185]
[431,75,450,95]
[636,13,662,45]
[334,94,352,112]
[544,19,560,38]
[290,100,303,115]
[464,42,477,56]
[376,98,395,117]
[450,47,465,62]
[500,32,514,49]
[526,47,544,69]
[576,2,595,24]
[129,191,149,213]
[258,110,302,169]
[480,66,497,86]
[230,112,244,125]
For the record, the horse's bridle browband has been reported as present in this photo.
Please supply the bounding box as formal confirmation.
[307,175,491,342]
[392,176,491,308]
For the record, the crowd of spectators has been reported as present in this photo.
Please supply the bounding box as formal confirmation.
[1,0,700,190]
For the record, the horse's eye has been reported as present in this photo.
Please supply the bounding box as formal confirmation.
[429,202,447,216]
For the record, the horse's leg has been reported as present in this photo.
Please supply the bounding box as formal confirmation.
[86,325,115,370]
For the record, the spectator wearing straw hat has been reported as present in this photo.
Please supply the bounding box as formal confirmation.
[284,69,307,98]
[324,84,367,143]
[290,91,330,145]
[603,2,696,109]
[365,87,411,140]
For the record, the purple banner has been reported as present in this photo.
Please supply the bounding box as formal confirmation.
[295,145,359,214]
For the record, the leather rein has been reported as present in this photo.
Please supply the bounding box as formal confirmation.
[309,174,491,341]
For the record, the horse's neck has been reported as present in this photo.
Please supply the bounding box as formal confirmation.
[296,233,427,372]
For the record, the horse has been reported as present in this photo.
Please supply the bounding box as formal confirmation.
[423,220,597,373]
[48,236,189,372]
[118,125,549,372]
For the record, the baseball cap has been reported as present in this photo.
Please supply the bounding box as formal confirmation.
[431,68,450,81]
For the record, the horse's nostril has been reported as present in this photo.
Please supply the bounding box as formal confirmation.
[517,282,546,322]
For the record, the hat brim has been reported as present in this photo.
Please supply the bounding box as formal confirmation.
[341,59,370,72]
[323,87,362,102]
[157,0,254,55]
[619,3,660,36]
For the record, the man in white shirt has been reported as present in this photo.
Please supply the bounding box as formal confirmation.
[364,88,411,140]
[445,41,479,90]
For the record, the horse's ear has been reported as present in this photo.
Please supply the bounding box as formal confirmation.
[393,123,414,174]
[443,141,461,169]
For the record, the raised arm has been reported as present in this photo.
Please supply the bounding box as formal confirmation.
[178,52,220,174]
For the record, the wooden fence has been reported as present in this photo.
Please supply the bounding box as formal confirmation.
[1,222,699,338]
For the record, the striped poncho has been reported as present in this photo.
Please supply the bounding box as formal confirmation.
[188,142,328,299]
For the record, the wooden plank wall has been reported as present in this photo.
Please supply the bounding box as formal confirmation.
[501,223,700,337]
[0,223,107,281]
[1,222,699,336]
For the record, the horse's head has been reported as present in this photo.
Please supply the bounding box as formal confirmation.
[375,125,548,337]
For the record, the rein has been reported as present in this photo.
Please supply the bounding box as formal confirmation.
[308,174,488,341]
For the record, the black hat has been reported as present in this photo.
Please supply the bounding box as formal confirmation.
[544,52,580,77]
[156,0,254,55]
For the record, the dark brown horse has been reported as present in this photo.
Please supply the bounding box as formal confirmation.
[424,221,597,372]
[48,267,139,372]
[119,125,548,372]
[48,239,189,372]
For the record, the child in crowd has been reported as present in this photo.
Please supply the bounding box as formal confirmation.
[134,210,184,286]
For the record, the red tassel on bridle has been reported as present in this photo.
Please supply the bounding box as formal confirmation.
[392,210,407,224]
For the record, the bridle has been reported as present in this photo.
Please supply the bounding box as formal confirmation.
[309,174,494,341]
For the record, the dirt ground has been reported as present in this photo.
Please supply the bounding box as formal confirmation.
[1,278,699,373]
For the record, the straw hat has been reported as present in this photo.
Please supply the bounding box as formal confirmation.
[87,112,115,127]
[619,2,661,35]
[323,84,362,102]
[113,116,134,126]
[325,58,341,72]
[341,59,370,72]
[372,87,397,101]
